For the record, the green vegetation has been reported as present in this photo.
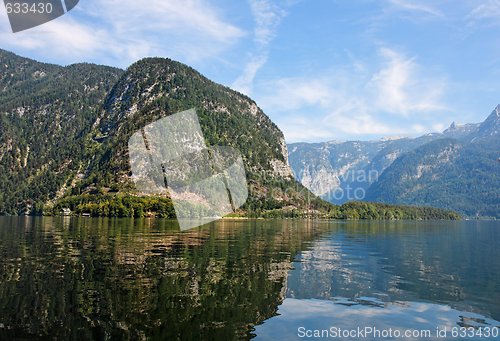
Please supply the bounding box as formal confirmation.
[52,195,175,218]
[330,202,460,220]
[252,201,460,220]
[48,194,459,221]
[0,49,123,215]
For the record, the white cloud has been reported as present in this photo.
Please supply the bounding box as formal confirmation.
[387,0,442,17]
[232,0,287,95]
[432,122,446,132]
[326,113,393,136]
[231,54,268,95]
[368,47,446,115]
[89,0,244,44]
[277,116,334,142]
[0,0,244,67]
[255,47,449,142]
[250,0,286,46]
[467,0,500,21]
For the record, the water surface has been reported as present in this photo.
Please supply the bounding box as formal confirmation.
[255,220,500,340]
[0,217,498,340]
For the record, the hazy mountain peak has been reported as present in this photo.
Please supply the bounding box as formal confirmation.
[442,121,480,139]
[493,104,500,118]
[476,105,500,138]
[480,104,500,123]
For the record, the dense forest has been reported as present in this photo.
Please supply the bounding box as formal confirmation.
[47,194,460,221]
[0,49,123,215]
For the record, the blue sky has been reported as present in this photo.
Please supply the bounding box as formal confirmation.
[1,0,499,142]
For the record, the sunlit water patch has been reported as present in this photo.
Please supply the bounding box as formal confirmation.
[255,297,500,340]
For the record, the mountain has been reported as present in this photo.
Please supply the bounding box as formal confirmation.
[0,49,123,214]
[442,121,480,139]
[0,50,325,217]
[475,105,500,140]
[365,107,499,217]
[73,57,325,215]
[288,134,440,203]
[289,107,500,218]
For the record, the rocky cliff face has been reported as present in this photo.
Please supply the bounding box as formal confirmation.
[288,135,438,204]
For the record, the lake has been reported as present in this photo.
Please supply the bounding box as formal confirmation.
[0,217,499,340]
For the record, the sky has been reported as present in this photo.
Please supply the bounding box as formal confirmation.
[1,0,499,142]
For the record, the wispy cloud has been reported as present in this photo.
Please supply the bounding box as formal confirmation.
[232,0,287,95]
[0,0,244,67]
[327,112,394,136]
[250,0,287,46]
[368,47,446,115]
[467,0,500,23]
[387,0,442,17]
[277,116,335,142]
[231,55,268,96]
[256,47,449,142]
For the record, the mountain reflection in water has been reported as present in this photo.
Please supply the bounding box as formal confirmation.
[255,220,500,340]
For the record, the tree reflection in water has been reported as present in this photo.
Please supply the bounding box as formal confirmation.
[0,217,329,340]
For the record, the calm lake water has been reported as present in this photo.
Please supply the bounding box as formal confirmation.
[0,217,499,340]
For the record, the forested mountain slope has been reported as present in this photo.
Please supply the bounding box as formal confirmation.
[0,49,123,214]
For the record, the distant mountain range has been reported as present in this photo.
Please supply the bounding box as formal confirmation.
[289,107,500,218]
